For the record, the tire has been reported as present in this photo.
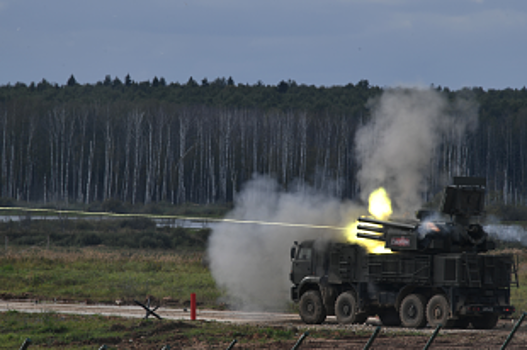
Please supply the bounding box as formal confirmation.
[471,314,499,330]
[399,294,427,328]
[379,307,401,327]
[299,290,327,324]
[335,292,359,324]
[426,294,450,328]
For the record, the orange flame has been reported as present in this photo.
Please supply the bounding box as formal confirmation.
[368,187,392,220]
[345,187,393,254]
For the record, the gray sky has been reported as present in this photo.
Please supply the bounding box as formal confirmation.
[1,0,526,89]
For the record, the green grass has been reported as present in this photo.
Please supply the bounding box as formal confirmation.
[0,248,220,307]
[0,311,329,349]
[1,245,526,316]
[0,310,435,349]
[511,271,527,317]
[0,311,122,349]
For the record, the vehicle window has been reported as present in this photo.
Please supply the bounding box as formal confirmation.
[297,247,312,260]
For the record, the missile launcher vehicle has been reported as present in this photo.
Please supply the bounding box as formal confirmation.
[290,177,518,329]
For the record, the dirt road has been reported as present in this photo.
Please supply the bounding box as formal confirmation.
[0,300,299,323]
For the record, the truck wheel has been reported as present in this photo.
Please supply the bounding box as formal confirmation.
[299,290,327,324]
[399,294,427,328]
[426,294,450,328]
[471,314,499,329]
[335,292,359,324]
[379,307,401,326]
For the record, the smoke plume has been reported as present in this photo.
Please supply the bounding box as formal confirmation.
[207,87,480,311]
[207,175,362,311]
[355,88,478,214]
[485,224,527,246]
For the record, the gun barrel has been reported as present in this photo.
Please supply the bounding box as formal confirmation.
[358,217,416,230]
[356,232,385,241]
[357,225,385,234]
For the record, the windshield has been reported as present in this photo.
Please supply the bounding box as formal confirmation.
[297,247,312,260]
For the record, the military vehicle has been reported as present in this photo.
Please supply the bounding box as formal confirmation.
[290,177,517,329]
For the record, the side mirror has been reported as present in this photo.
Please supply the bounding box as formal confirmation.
[290,246,296,260]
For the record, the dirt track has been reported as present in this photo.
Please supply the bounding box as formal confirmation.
[2,300,527,349]
[0,300,300,323]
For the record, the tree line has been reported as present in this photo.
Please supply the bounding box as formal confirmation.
[0,76,527,209]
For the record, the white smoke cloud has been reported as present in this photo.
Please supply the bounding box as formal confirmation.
[485,224,527,245]
[207,87,480,312]
[207,175,362,311]
[355,87,478,213]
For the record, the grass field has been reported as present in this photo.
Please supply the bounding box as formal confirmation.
[0,309,459,350]
[0,310,318,349]
[1,246,527,315]
[0,232,526,349]
[0,247,221,308]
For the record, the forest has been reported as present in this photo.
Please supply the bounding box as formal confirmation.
[0,75,526,214]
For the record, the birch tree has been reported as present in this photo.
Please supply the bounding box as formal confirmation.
[131,110,144,205]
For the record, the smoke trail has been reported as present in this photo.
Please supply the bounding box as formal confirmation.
[207,175,362,311]
[355,88,478,214]
[485,224,527,246]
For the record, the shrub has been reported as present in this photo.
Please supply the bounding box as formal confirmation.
[74,220,95,231]
[120,217,156,230]
[77,233,102,246]
[0,217,209,250]
[101,198,125,213]
[0,197,14,206]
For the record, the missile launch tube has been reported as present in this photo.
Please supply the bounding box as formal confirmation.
[356,232,385,241]
[357,225,384,234]
[358,217,416,230]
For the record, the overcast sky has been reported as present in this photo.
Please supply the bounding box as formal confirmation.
[1,0,526,89]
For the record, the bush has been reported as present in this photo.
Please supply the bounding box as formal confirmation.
[120,217,156,230]
[14,235,39,246]
[77,233,102,246]
[142,202,164,215]
[74,220,95,231]
[0,216,209,250]
[0,197,14,206]
[139,236,159,249]
[170,227,211,249]
[87,201,102,212]
[101,198,126,213]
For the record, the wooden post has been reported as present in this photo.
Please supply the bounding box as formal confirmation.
[190,293,196,320]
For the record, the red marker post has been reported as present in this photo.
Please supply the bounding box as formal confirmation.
[190,293,196,320]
